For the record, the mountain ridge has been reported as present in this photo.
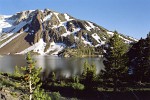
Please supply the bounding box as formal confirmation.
[0,9,137,55]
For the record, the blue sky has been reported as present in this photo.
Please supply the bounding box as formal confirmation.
[0,0,150,39]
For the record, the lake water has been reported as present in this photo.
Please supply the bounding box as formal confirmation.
[0,55,104,78]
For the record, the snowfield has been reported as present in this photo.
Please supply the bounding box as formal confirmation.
[0,15,12,33]
[18,39,66,55]
[92,33,101,43]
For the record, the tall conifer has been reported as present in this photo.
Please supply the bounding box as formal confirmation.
[102,31,128,91]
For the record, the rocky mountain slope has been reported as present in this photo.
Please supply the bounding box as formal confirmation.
[0,9,137,55]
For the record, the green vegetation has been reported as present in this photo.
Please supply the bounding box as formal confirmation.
[0,52,55,100]
[58,45,102,57]
[22,52,44,100]
[1,33,150,99]
[53,32,150,99]
[128,33,150,83]
[101,31,128,91]
[81,61,97,90]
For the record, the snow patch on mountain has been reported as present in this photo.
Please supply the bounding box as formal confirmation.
[128,36,138,42]
[85,21,95,31]
[85,25,91,31]
[87,21,95,29]
[18,39,46,55]
[64,13,70,21]
[54,12,61,22]
[119,35,132,43]
[81,36,92,46]
[18,39,66,55]
[61,28,81,37]
[0,14,32,34]
[107,31,114,36]
[33,39,46,55]
[43,13,52,22]
[0,15,12,33]
[92,33,101,43]
[46,42,66,55]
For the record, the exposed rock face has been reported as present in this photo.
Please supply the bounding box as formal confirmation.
[0,9,137,55]
[32,10,43,43]
[9,10,34,26]
[0,32,30,54]
[57,26,66,35]
[48,14,60,26]
[58,13,66,22]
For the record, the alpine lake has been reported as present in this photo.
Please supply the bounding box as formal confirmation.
[0,55,104,79]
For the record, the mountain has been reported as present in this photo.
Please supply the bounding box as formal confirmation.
[0,9,137,55]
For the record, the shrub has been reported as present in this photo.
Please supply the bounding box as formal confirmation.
[50,92,61,100]
[33,88,51,100]
[70,83,85,90]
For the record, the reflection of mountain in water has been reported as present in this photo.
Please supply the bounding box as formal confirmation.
[0,55,104,79]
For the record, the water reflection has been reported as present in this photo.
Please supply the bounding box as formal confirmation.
[0,55,104,78]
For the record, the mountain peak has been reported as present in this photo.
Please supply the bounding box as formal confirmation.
[0,9,137,55]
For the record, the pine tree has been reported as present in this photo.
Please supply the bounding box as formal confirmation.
[101,31,128,91]
[82,61,89,78]
[129,34,150,83]
[82,61,97,90]
[85,63,96,86]
[22,52,43,100]
[145,35,150,82]
[14,66,22,77]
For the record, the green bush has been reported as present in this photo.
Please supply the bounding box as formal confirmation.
[50,92,61,100]
[70,83,85,90]
[33,88,51,100]
[14,66,20,77]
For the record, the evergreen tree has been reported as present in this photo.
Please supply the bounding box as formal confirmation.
[129,39,146,83]
[82,61,89,78]
[82,61,97,90]
[101,31,128,91]
[22,52,51,100]
[14,66,22,77]
[129,34,150,83]
[144,35,150,82]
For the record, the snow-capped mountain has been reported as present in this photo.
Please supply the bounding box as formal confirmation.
[0,9,137,55]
